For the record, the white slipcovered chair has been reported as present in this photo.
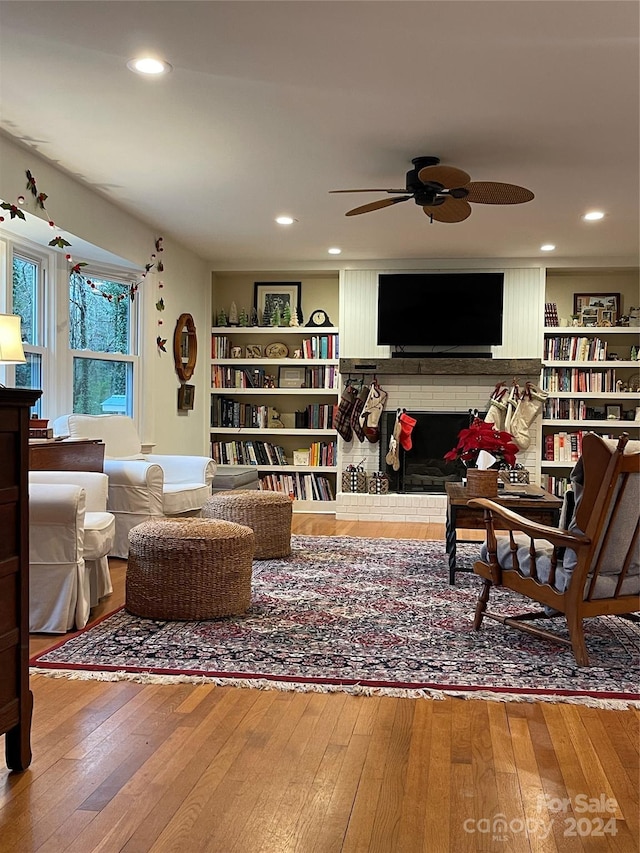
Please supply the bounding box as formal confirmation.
[29,471,116,608]
[52,414,216,558]
[29,473,115,633]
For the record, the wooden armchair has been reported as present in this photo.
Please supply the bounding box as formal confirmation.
[469,433,639,666]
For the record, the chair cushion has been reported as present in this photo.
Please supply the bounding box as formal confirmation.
[162,483,212,515]
[83,511,116,561]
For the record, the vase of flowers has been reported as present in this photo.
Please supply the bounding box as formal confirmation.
[444,417,519,497]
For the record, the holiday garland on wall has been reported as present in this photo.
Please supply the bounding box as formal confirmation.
[2,169,168,353]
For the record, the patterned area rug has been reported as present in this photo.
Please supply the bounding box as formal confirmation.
[31,536,640,705]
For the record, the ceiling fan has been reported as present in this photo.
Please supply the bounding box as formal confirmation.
[330,156,534,223]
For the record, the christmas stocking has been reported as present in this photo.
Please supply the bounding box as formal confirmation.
[333,385,357,442]
[385,411,402,471]
[484,383,508,431]
[398,411,417,451]
[350,384,371,442]
[509,383,549,451]
[503,383,520,435]
[359,381,388,444]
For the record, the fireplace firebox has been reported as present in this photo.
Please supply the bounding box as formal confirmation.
[379,410,479,494]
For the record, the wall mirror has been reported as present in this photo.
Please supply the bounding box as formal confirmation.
[173,313,197,382]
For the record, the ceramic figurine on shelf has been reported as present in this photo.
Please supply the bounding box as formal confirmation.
[228,302,239,326]
[216,308,227,327]
[250,306,259,326]
[238,307,249,327]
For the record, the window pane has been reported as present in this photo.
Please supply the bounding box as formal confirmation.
[15,352,42,416]
[69,274,131,354]
[73,357,133,415]
[12,254,38,345]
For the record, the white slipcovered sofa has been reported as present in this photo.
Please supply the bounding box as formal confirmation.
[52,414,216,558]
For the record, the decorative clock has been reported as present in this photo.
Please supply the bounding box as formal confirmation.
[305,309,333,327]
[265,341,289,359]
[173,313,197,382]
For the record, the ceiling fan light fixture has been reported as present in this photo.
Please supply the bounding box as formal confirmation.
[540,244,556,252]
[275,216,296,225]
[127,57,172,76]
[583,210,605,221]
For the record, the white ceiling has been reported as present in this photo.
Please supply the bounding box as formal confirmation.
[1,1,638,269]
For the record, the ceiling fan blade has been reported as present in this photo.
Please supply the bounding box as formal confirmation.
[424,198,472,223]
[330,188,408,194]
[417,165,471,188]
[464,181,534,204]
[345,196,411,216]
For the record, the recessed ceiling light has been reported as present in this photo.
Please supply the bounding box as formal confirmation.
[275,216,296,225]
[583,210,605,221]
[327,247,342,255]
[540,244,556,252]
[127,57,172,76]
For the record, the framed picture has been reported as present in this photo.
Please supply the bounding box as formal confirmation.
[605,404,622,421]
[254,281,301,326]
[178,383,195,411]
[278,366,306,389]
[245,344,262,358]
[573,293,620,326]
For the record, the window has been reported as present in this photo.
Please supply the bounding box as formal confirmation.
[69,270,138,415]
[12,249,46,415]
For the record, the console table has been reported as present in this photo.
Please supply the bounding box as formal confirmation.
[445,482,563,585]
[29,438,105,472]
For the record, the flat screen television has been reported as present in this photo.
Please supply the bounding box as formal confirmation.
[377,272,504,347]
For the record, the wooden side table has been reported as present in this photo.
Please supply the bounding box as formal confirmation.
[28,438,105,472]
[445,482,563,585]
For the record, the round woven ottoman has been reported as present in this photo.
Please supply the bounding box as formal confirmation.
[126,518,255,620]
[202,490,292,559]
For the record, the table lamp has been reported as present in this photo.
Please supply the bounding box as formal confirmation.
[0,313,26,387]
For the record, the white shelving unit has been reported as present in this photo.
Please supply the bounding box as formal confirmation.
[210,326,340,512]
[540,325,639,493]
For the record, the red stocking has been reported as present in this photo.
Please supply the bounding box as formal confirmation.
[399,412,417,451]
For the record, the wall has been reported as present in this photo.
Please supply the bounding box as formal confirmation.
[0,134,211,456]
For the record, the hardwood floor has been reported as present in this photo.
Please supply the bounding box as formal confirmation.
[4,517,639,852]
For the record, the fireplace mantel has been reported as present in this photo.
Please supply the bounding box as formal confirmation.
[339,357,542,376]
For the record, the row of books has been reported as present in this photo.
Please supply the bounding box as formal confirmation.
[543,335,608,361]
[540,474,570,498]
[544,431,583,462]
[542,367,617,393]
[300,334,339,360]
[211,440,287,467]
[259,473,335,502]
[212,399,272,428]
[543,399,618,420]
[296,403,336,429]
[305,441,336,467]
[211,365,338,389]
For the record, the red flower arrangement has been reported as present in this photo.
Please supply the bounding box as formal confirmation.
[444,417,519,468]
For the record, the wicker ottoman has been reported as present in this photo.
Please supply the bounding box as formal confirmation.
[126,518,255,620]
[202,490,292,559]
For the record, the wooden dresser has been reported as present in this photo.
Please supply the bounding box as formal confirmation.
[0,388,41,771]
[29,438,105,472]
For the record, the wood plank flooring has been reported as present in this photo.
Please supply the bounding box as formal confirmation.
[4,517,638,852]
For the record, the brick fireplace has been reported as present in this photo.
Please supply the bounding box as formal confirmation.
[336,357,541,524]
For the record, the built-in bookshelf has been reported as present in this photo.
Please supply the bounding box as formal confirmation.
[540,326,640,491]
[210,326,340,511]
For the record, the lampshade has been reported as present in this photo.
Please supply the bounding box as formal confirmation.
[0,314,26,364]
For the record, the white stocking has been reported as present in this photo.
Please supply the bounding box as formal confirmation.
[509,384,549,450]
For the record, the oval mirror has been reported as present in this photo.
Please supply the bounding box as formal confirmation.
[173,313,197,382]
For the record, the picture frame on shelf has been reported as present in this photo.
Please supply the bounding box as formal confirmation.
[178,383,195,411]
[245,344,262,358]
[293,449,310,466]
[278,366,306,389]
[254,282,301,326]
[573,292,620,326]
[605,404,622,421]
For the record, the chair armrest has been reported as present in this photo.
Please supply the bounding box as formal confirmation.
[145,455,216,486]
[104,459,164,486]
[468,498,591,550]
[29,483,86,525]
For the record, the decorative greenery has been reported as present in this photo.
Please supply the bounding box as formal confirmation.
[444,417,518,468]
